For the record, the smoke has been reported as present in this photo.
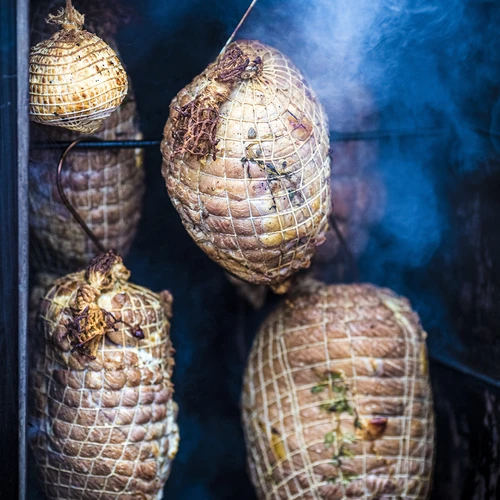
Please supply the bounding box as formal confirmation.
[235,0,500,358]
[104,1,500,498]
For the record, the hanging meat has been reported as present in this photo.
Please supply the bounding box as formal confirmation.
[29,0,145,276]
[312,82,385,281]
[30,250,179,499]
[29,0,128,133]
[242,281,434,499]
[161,40,331,294]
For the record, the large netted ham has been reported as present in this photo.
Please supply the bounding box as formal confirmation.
[29,0,128,133]
[30,251,179,499]
[242,281,434,499]
[161,40,331,293]
[29,0,144,275]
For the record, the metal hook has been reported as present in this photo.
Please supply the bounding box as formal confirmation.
[328,211,359,282]
[57,137,106,253]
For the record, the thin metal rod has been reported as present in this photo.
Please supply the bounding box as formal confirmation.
[330,127,446,141]
[328,212,359,282]
[31,128,449,150]
[57,138,106,253]
[33,139,160,149]
[32,125,500,151]
[219,0,258,55]
[17,0,29,497]
[429,353,500,389]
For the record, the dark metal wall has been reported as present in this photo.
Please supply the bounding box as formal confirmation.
[2,0,500,498]
[0,0,20,494]
[0,0,29,498]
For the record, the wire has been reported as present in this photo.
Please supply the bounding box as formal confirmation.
[219,0,259,56]
[56,137,106,253]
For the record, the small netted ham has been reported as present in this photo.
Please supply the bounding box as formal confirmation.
[29,0,128,133]
[161,40,331,293]
[29,0,144,276]
[30,251,179,499]
[242,282,434,499]
[29,94,144,274]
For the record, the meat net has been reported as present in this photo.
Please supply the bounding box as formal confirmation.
[30,260,179,500]
[162,40,331,292]
[242,283,434,499]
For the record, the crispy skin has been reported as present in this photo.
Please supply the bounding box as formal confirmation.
[162,41,331,293]
[242,282,434,499]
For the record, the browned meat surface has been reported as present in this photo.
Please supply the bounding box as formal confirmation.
[242,282,434,499]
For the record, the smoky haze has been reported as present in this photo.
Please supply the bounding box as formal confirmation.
[115,0,500,363]
[234,0,499,356]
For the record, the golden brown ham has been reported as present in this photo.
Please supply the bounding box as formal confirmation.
[242,281,434,499]
[30,251,179,499]
[29,0,128,133]
[161,40,331,293]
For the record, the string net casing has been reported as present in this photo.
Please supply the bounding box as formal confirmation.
[29,2,128,134]
[242,282,434,499]
[161,40,331,293]
[29,1,144,276]
[30,253,179,499]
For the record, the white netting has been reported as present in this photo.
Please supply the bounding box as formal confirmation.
[242,282,434,499]
[162,40,331,293]
[29,0,144,276]
[29,5,128,134]
[30,254,179,500]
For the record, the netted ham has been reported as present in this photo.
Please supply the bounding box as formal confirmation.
[161,40,331,293]
[30,251,179,499]
[29,0,144,276]
[242,281,435,499]
[29,0,128,133]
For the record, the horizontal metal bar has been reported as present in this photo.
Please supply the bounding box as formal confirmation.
[31,127,451,150]
[330,127,447,141]
[32,139,161,149]
[429,353,500,389]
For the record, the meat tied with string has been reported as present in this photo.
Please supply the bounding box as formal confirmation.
[30,251,179,499]
[29,0,144,276]
[29,0,128,133]
[242,281,434,499]
[161,40,331,293]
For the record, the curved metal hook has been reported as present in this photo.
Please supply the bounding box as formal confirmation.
[57,137,106,253]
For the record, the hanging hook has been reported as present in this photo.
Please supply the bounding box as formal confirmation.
[57,137,106,253]
[328,211,359,282]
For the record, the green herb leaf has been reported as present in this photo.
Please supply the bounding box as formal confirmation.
[311,383,327,394]
[341,433,356,444]
[324,432,335,448]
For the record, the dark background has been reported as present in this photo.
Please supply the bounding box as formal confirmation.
[2,0,500,498]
